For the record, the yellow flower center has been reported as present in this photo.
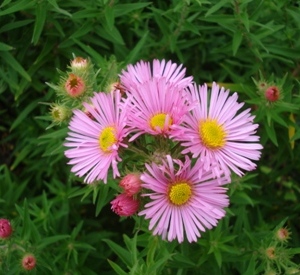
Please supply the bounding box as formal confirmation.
[99,126,117,152]
[168,182,192,206]
[150,113,172,131]
[199,119,226,149]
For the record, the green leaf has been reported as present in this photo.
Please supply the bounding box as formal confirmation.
[47,0,72,17]
[0,19,34,33]
[38,235,70,249]
[114,3,152,17]
[0,0,12,8]
[103,239,132,267]
[243,255,256,275]
[0,42,13,51]
[32,2,48,45]
[0,51,31,82]
[213,248,222,268]
[232,30,243,56]
[10,145,31,171]
[0,0,35,16]
[10,98,40,131]
[205,0,231,17]
[125,31,149,64]
[264,122,278,146]
[105,6,115,30]
[94,184,110,216]
[107,259,128,275]
[70,21,94,39]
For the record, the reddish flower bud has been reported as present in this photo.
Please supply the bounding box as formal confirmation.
[119,174,142,196]
[0,218,12,239]
[64,74,86,97]
[275,227,290,242]
[111,194,139,217]
[265,86,280,102]
[22,254,36,271]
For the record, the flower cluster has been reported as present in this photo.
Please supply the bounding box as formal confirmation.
[50,58,263,243]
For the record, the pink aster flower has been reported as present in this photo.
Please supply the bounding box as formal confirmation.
[123,78,193,141]
[120,59,193,91]
[139,155,230,243]
[64,90,129,183]
[111,194,139,216]
[171,82,263,178]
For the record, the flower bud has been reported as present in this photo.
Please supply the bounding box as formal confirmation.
[70,57,88,70]
[64,73,86,97]
[265,86,280,102]
[110,194,139,217]
[265,247,276,260]
[0,218,12,239]
[275,227,290,242]
[50,104,71,123]
[22,254,36,271]
[119,174,142,196]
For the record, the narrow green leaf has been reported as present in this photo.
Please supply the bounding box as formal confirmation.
[47,0,72,17]
[232,31,243,56]
[95,184,110,216]
[243,255,256,275]
[10,146,31,171]
[10,99,40,131]
[205,0,231,17]
[32,2,48,45]
[0,42,13,51]
[38,235,70,249]
[102,239,132,267]
[0,19,34,33]
[114,3,152,17]
[0,0,12,8]
[0,51,31,82]
[213,249,222,268]
[125,31,149,64]
[0,0,35,16]
[107,259,128,275]
[105,6,115,30]
[264,123,278,146]
[70,22,93,39]
[72,9,100,19]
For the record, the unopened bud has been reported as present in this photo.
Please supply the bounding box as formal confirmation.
[70,57,88,70]
[265,247,276,260]
[110,194,139,217]
[275,227,290,242]
[119,174,142,196]
[0,218,12,239]
[22,254,36,271]
[64,74,86,97]
[50,104,71,123]
[265,86,280,102]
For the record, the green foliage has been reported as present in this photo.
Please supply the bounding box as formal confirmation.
[1,0,300,274]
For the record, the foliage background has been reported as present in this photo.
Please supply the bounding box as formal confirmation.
[1,0,300,274]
